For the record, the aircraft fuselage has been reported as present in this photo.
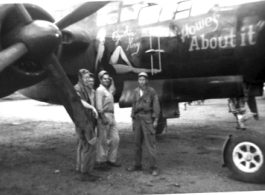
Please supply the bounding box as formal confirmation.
[1,0,264,108]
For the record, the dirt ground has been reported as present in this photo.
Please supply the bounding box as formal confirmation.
[0,92,265,195]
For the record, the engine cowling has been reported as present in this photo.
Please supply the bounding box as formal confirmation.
[0,4,55,98]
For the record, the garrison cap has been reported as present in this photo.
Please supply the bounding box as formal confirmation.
[98,70,108,80]
[78,69,93,79]
[138,72,148,78]
[79,69,91,75]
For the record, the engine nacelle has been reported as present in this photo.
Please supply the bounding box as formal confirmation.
[61,28,90,56]
[0,4,55,98]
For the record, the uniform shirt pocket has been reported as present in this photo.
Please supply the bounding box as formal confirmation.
[143,97,152,111]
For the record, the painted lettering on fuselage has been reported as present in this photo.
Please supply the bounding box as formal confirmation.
[112,26,140,56]
[189,25,257,51]
[175,13,264,52]
[180,13,220,42]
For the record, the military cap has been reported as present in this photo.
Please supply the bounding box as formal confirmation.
[78,69,93,79]
[98,70,108,80]
[138,72,148,78]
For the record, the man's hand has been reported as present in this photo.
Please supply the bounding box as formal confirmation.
[153,118,158,129]
[92,107,98,119]
[99,113,109,125]
[102,116,109,125]
[109,77,116,95]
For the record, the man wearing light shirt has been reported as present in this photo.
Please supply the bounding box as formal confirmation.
[95,70,121,170]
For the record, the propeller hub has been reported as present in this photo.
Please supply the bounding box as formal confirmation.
[19,20,61,58]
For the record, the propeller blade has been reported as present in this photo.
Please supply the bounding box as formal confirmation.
[14,4,33,24]
[0,43,28,72]
[56,1,109,30]
[42,54,94,134]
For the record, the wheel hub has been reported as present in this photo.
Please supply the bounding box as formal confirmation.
[245,154,253,162]
[233,142,264,173]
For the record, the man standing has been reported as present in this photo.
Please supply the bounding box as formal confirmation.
[96,70,121,170]
[74,69,99,182]
[127,72,160,176]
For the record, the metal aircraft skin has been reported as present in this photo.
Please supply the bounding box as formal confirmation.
[1,0,263,119]
[1,0,265,184]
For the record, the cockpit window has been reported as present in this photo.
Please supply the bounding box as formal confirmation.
[96,2,119,26]
[138,5,161,25]
[159,3,177,22]
[175,10,190,20]
[107,12,119,24]
[190,0,216,16]
[174,0,192,20]
[120,3,144,22]
[177,0,192,11]
[190,0,264,16]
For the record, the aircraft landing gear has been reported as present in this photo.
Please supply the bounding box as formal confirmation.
[223,131,265,183]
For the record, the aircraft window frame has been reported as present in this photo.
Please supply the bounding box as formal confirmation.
[138,5,162,26]
[120,4,143,22]
[177,0,192,11]
[97,13,107,26]
[174,10,190,20]
[189,0,264,16]
[122,0,143,6]
[159,3,177,22]
[96,1,120,26]
[106,11,119,25]
[190,1,217,16]
[174,0,192,20]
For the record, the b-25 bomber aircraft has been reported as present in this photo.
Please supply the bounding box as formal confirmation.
[0,0,265,184]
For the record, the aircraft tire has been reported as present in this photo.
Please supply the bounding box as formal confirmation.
[224,131,265,183]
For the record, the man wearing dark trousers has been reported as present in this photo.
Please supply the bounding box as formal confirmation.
[127,72,161,176]
[74,69,99,182]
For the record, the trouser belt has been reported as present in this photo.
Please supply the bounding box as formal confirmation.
[136,111,151,114]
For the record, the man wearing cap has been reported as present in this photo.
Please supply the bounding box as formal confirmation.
[74,69,99,182]
[95,70,121,170]
[127,72,161,176]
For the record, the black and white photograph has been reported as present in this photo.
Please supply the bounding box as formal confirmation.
[0,0,265,194]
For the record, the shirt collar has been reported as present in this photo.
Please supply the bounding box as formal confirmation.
[137,86,150,95]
